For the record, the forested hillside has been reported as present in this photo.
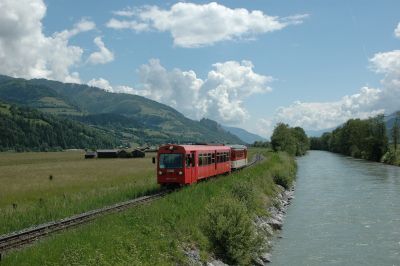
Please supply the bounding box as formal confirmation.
[0,103,119,151]
[0,75,243,146]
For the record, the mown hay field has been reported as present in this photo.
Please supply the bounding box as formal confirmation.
[0,151,158,235]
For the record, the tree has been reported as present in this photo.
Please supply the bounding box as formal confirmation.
[270,123,309,156]
[392,111,400,151]
[271,123,296,155]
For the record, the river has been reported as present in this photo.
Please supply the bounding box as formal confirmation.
[270,150,400,265]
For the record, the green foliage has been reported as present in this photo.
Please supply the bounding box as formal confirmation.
[391,112,400,151]
[0,103,119,151]
[381,148,397,164]
[231,182,258,212]
[252,140,271,148]
[270,152,297,189]
[271,123,309,156]
[309,115,389,162]
[203,197,262,265]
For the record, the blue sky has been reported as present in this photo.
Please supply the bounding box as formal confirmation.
[1,0,400,137]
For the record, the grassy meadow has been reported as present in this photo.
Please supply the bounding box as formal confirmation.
[0,151,158,235]
[1,150,297,266]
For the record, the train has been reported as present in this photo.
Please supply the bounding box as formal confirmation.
[156,144,248,186]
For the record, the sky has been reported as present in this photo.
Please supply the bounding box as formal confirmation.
[0,0,400,137]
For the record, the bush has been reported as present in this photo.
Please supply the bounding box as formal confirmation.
[273,174,291,189]
[231,182,258,212]
[203,197,262,265]
[381,149,397,164]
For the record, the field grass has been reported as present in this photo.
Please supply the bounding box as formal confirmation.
[0,151,158,235]
[1,150,296,266]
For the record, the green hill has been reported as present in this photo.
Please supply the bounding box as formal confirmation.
[0,75,243,146]
[0,102,119,151]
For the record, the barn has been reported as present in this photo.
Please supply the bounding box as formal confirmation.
[97,149,119,158]
[132,149,145,158]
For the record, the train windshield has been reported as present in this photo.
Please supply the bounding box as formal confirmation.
[159,153,183,169]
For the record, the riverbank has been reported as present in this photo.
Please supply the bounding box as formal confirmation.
[1,150,296,265]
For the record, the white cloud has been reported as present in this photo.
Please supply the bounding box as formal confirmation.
[395,22,400,39]
[370,50,400,76]
[271,87,384,131]
[107,2,308,47]
[88,78,113,91]
[106,18,149,31]
[0,0,96,83]
[56,19,95,40]
[90,59,272,125]
[87,37,114,65]
[112,8,136,17]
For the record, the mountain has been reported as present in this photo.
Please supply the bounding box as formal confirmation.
[222,125,266,144]
[0,102,119,151]
[0,75,243,146]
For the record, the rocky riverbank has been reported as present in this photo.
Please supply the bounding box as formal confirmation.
[252,184,295,265]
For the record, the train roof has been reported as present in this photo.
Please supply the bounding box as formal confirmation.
[159,144,231,152]
[229,145,247,150]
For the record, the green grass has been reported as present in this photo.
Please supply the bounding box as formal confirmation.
[0,151,158,235]
[1,150,296,266]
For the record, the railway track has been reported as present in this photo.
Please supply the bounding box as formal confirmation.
[0,190,171,257]
[0,153,263,258]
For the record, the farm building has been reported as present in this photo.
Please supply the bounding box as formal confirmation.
[132,149,145,158]
[84,151,97,159]
[97,149,119,158]
[117,149,130,158]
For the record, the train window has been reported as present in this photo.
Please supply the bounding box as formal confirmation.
[211,153,215,163]
[186,154,191,168]
[159,154,183,169]
[199,154,203,166]
[207,153,211,165]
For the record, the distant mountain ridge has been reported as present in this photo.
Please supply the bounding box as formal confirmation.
[0,75,243,146]
[222,125,266,144]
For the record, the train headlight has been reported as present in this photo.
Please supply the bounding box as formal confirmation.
[178,171,183,175]
[158,171,162,175]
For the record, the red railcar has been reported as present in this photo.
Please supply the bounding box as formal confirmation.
[157,144,231,186]
[230,145,248,169]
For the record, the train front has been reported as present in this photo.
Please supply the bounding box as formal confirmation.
[157,144,186,186]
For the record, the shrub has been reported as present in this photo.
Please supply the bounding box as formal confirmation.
[381,149,397,164]
[231,182,257,212]
[273,173,291,189]
[203,197,262,265]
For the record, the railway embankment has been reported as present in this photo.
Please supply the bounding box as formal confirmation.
[2,150,296,266]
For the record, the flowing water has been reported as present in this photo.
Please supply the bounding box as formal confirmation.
[270,150,400,266]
